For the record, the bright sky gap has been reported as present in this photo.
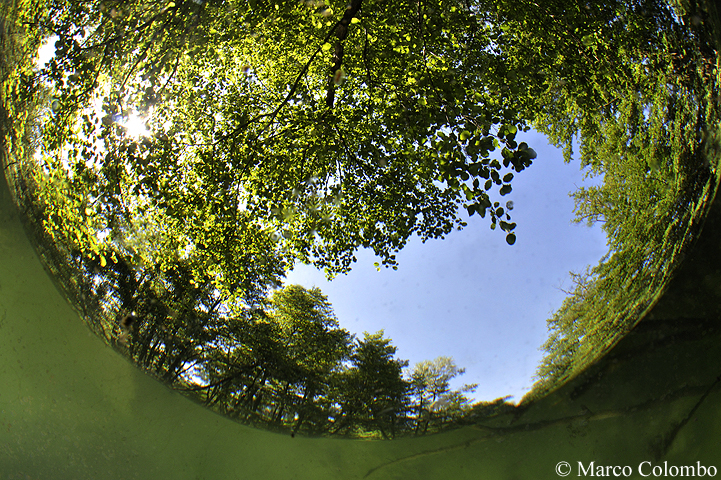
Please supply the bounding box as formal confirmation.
[284,130,608,403]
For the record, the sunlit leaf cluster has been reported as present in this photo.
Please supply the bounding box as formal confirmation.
[33,0,536,281]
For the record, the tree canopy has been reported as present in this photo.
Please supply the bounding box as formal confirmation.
[31,0,534,296]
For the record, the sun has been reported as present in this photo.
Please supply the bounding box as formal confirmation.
[121,113,151,139]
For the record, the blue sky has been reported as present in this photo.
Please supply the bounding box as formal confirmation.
[285,131,609,403]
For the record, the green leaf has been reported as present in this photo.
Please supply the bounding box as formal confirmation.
[506,233,516,245]
[499,221,516,232]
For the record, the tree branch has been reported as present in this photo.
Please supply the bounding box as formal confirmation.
[326,0,364,108]
[224,13,354,144]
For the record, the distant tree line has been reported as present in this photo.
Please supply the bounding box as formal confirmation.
[103,251,513,438]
